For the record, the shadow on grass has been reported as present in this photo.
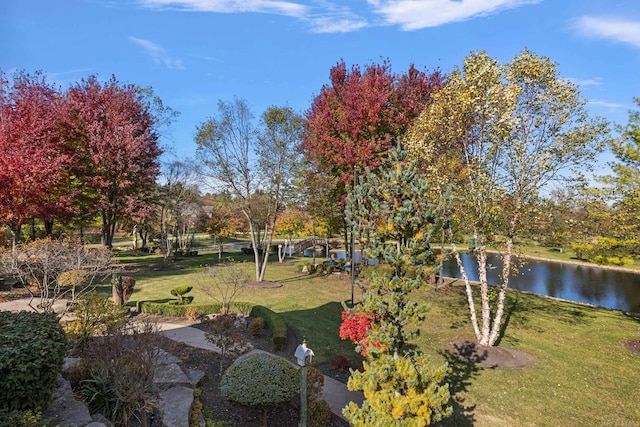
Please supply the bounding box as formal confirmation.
[435,342,485,426]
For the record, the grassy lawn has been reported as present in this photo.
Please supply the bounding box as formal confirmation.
[118,248,640,426]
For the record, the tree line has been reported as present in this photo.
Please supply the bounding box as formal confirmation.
[1,50,639,282]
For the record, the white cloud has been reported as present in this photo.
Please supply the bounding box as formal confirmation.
[138,0,308,17]
[138,0,370,33]
[129,37,185,69]
[366,0,541,30]
[308,16,368,33]
[588,99,629,110]
[567,77,603,87]
[574,16,640,49]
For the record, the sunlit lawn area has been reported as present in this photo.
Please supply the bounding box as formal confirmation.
[116,248,640,426]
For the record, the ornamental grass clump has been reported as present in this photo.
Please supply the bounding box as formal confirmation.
[220,352,299,427]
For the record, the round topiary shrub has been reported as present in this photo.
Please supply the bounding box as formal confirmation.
[220,351,299,426]
[0,311,67,414]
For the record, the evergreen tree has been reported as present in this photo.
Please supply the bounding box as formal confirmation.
[342,145,452,426]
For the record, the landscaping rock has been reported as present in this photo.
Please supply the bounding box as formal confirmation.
[42,375,92,427]
[159,386,194,427]
[154,362,191,386]
[184,367,205,386]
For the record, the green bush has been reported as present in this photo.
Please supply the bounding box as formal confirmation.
[139,301,222,316]
[248,317,265,337]
[0,311,67,414]
[65,294,130,351]
[220,352,299,422]
[250,305,288,351]
[0,410,47,427]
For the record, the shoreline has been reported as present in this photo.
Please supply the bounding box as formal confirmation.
[519,253,640,275]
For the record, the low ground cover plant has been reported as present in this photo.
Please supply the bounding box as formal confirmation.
[0,311,67,415]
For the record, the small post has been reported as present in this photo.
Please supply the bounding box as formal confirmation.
[295,339,315,427]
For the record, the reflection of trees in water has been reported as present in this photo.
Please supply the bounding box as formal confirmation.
[442,253,640,312]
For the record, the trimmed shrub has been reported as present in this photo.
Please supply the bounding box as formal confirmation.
[220,352,299,425]
[0,311,67,414]
[139,301,221,316]
[309,399,332,427]
[170,285,193,304]
[248,317,265,337]
[250,305,288,351]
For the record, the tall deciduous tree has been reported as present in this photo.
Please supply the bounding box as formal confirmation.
[407,49,609,347]
[303,60,444,184]
[63,75,165,248]
[342,146,451,426]
[154,160,200,266]
[0,70,75,249]
[601,98,640,240]
[196,99,303,281]
[302,60,444,249]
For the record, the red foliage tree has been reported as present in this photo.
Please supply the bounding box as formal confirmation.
[63,75,163,247]
[302,60,445,185]
[0,70,76,247]
[339,310,384,356]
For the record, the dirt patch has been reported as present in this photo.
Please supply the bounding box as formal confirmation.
[449,339,537,369]
[623,339,640,354]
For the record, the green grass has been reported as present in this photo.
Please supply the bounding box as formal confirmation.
[118,248,640,426]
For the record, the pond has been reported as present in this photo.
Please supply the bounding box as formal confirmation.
[442,252,640,313]
[324,249,640,313]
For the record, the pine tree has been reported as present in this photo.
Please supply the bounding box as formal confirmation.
[342,145,452,426]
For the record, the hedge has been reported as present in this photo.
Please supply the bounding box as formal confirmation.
[138,301,223,316]
[250,305,288,351]
[136,301,289,352]
[0,311,67,414]
[136,300,255,317]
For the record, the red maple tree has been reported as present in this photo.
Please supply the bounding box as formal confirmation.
[63,75,163,247]
[339,309,384,356]
[0,71,76,247]
[302,60,445,185]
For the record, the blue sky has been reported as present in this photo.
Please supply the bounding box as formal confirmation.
[2,0,640,166]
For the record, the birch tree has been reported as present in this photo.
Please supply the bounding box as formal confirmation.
[195,99,303,281]
[407,49,609,347]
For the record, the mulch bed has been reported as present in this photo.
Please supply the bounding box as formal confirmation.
[449,339,537,369]
[623,339,640,354]
[150,315,349,427]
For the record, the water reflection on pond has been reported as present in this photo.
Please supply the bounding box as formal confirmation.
[442,252,640,313]
[313,249,639,312]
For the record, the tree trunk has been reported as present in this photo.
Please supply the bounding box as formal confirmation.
[44,219,54,236]
[488,238,515,346]
[449,229,482,342]
[476,245,491,346]
[112,274,124,306]
[9,223,22,270]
